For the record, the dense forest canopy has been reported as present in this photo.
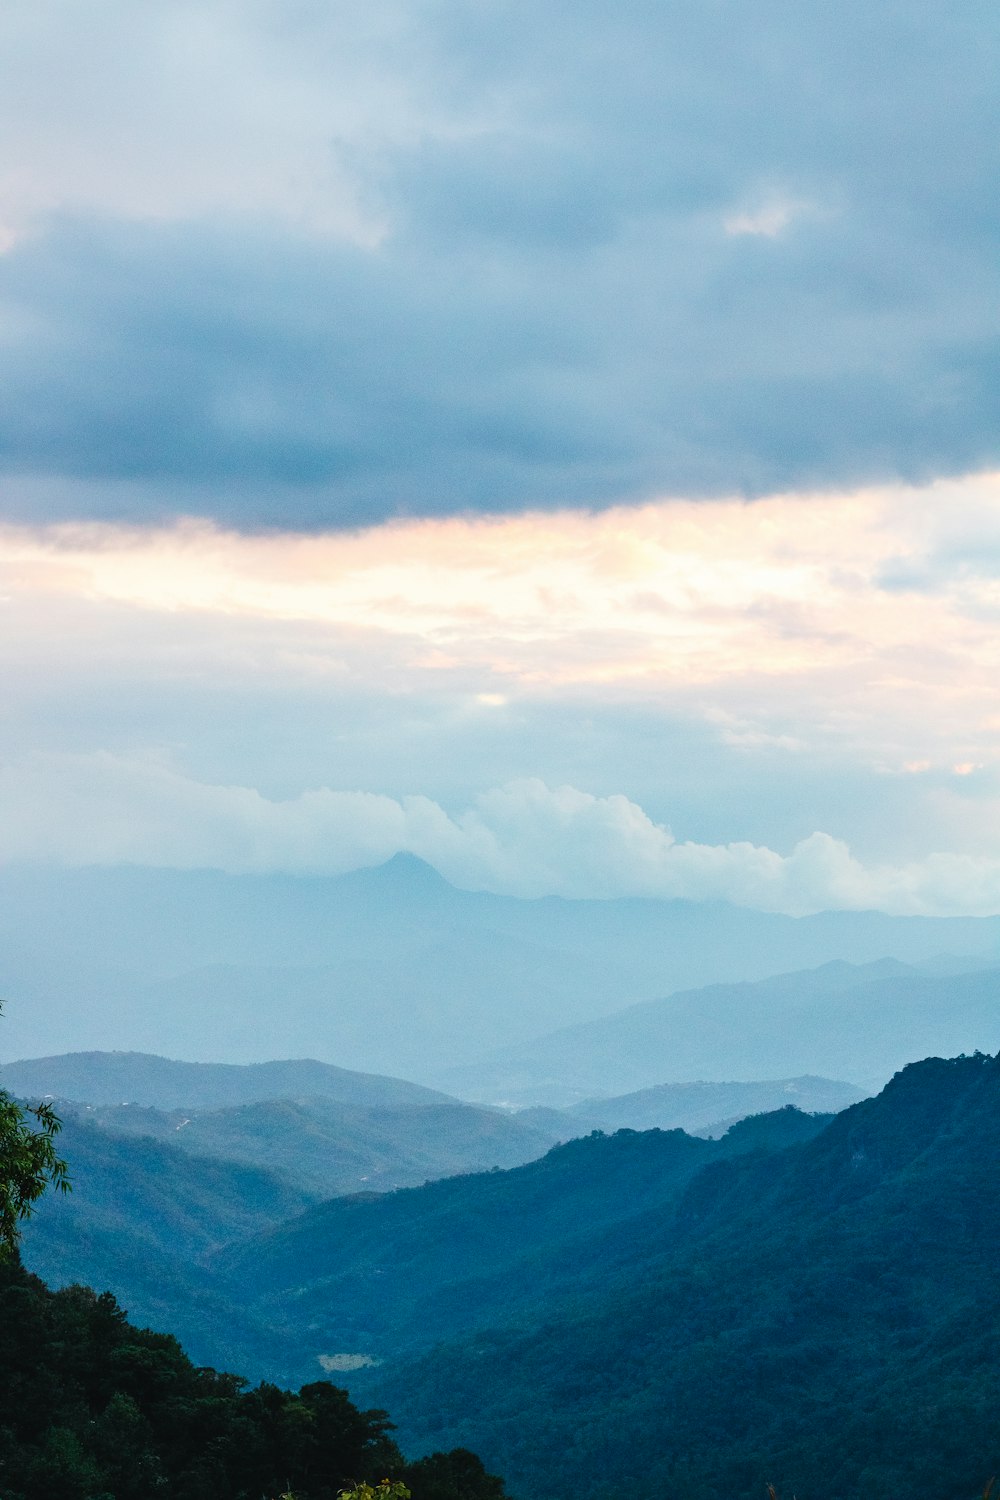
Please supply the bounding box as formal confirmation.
[0,1252,508,1500]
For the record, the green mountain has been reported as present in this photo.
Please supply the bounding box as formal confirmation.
[18,1111,311,1375]
[17,1076,836,1391]
[16,1087,557,1371]
[215,1106,831,1387]
[357,1053,1000,1500]
[19,1052,1000,1499]
[72,1094,561,1196]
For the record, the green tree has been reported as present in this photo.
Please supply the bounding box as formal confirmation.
[0,1001,70,1257]
[337,1482,410,1500]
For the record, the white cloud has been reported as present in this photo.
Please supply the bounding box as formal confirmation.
[723,195,813,238]
[5,756,1000,918]
[0,0,418,244]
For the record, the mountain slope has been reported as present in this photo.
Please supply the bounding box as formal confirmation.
[216,1107,831,1386]
[18,1111,311,1373]
[441,960,1000,1101]
[78,1094,560,1195]
[364,1053,1000,1500]
[0,1051,452,1111]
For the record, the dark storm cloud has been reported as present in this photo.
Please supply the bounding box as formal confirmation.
[0,0,997,527]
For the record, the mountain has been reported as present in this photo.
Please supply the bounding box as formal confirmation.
[19,1045,1000,1498]
[0,1051,452,1111]
[19,1092,831,1393]
[72,1094,560,1196]
[214,1106,832,1386]
[3,860,1000,1077]
[556,1074,868,1135]
[18,1110,312,1374]
[353,1053,1000,1500]
[440,959,1000,1101]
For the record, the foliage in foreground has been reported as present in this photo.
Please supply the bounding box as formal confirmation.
[0,1003,70,1259]
[0,1253,506,1500]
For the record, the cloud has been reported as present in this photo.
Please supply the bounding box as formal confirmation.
[723,196,814,239]
[0,1,997,525]
[5,756,1000,917]
[3,477,1000,873]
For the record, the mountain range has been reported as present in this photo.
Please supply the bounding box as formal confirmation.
[549,1073,867,1135]
[3,857,1000,1078]
[16,1045,1000,1499]
[0,1047,871,1193]
[311,1053,1000,1500]
[20,1093,830,1383]
[11,1047,860,1383]
[213,1104,834,1385]
[61,1095,560,1197]
[441,958,1000,1101]
[0,1050,450,1111]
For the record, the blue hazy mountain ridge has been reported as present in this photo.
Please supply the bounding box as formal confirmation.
[2,857,1000,1074]
[59,1094,562,1197]
[0,1051,453,1111]
[337,1054,1000,1500]
[548,1075,869,1135]
[440,960,1000,1102]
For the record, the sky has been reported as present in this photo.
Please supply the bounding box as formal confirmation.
[1,0,999,918]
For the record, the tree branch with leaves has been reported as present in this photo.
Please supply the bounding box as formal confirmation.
[0,1002,70,1258]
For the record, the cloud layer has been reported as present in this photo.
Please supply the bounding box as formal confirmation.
[4,476,1000,913]
[6,757,1000,919]
[4,474,999,784]
[0,1,997,526]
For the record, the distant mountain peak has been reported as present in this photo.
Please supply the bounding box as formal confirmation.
[338,852,456,896]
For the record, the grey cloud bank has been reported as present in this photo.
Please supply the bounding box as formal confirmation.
[0,0,997,526]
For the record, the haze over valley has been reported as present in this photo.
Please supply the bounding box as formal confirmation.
[3,858,1000,1088]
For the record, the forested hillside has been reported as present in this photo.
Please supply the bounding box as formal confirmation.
[0,1254,506,1500]
[216,1107,831,1385]
[363,1054,1000,1500]
[14,1053,1000,1500]
[18,1112,312,1374]
[20,1100,831,1389]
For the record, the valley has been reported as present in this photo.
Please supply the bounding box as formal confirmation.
[7,948,1000,1498]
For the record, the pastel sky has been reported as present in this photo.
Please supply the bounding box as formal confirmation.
[2,1,999,915]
